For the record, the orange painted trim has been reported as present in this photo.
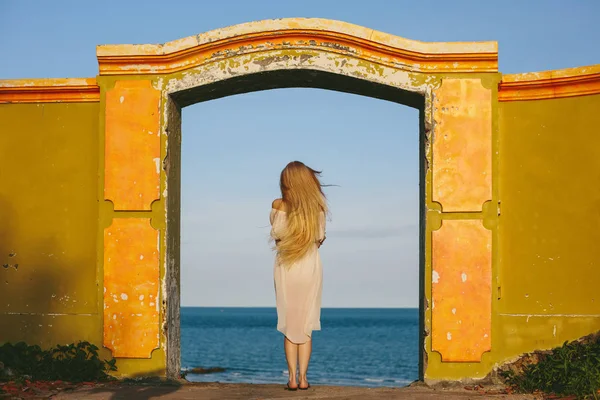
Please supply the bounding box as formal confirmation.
[97,29,498,75]
[499,64,600,101]
[0,78,100,103]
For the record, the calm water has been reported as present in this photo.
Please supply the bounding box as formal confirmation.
[181,307,419,387]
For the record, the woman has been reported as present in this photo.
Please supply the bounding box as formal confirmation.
[270,161,328,391]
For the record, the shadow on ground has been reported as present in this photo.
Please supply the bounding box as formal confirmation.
[85,383,181,400]
[85,375,183,400]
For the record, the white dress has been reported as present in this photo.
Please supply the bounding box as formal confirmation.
[270,208,326,344]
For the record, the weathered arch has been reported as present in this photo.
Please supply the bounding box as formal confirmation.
[93,18,498,381]
[162,66,429,380]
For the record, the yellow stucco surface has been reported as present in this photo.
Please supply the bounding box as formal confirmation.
[498,94,600,320]
[0,18,599,385]
[0,102,102,345]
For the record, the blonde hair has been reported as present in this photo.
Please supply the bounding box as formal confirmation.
[274,161,328,267]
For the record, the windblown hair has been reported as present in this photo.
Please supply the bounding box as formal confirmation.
[274,161,328,267]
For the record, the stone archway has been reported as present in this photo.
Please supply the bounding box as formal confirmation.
[98,18,496,381]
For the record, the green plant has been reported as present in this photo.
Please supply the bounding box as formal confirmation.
[0,341,117,383]
[500,334,600,399]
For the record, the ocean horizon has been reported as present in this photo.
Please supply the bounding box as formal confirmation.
[181,307,419,387]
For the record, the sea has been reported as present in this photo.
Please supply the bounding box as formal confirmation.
[181,307,419,388]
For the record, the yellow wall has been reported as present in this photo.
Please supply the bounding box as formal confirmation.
[0,102,107,357]
[497,94,600,359]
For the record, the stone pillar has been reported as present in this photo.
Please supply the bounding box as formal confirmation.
[101,79,166,374]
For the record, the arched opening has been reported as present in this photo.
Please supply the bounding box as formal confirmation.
[163,69,427,383]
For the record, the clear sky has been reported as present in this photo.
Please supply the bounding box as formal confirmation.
[1,0,598,308]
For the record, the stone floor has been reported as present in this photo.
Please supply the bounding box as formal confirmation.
[45,382,541,400]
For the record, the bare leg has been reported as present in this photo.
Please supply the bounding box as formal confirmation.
[284,337,298,388]
[298,339,312,389]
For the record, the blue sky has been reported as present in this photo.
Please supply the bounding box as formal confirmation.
[1,0,598,307]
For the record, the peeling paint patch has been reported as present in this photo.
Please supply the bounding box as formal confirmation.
[165,50,426,97]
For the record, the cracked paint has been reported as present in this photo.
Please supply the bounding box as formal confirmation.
[165,49,428,102]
